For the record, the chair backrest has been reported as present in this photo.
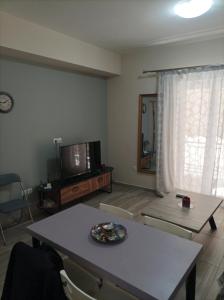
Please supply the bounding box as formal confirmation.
[63,258,101,294]
[100,280,139,300]
[99,203,134,220]
[60,270,97,300]
[143,216,192,240]
[0,173,21,187]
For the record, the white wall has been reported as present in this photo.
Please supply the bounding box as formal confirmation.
[107,38,224,189]
[0,12,121,76]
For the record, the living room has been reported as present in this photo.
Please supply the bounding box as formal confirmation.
[0,1,224,299]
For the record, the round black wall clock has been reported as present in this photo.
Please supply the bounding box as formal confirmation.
[0,92,14,113]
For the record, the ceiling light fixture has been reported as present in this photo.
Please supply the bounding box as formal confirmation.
[174,0,214,18]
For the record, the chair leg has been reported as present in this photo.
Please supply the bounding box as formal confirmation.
[28,207,34,222]
[18,208,23,223]
[0,223,6,245]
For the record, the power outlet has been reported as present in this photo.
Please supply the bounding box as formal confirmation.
[53,137,62,144]
[53,137,63,144]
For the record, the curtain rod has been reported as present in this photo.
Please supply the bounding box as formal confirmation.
[143,64,224,74]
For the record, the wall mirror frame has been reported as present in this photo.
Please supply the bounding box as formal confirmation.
[137,93,157,174]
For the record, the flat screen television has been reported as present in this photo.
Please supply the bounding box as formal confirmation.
[60,141,101,179]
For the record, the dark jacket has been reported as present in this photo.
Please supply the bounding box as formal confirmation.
[1,242,67,300]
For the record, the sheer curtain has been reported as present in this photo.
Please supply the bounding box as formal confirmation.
[156,67,224,197]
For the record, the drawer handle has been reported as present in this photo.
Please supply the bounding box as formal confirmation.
[72,186,79,192]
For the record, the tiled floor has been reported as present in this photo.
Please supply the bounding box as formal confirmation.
[0,183,224,299]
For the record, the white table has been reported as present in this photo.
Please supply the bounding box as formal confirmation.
[141,190,223,233]
[27,204,202,300]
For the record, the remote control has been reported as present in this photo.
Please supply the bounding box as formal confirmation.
[176,194,185,198]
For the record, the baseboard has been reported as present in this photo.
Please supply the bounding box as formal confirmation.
[113,179,156,193]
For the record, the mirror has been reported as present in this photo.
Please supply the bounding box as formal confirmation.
[137,94,157,174]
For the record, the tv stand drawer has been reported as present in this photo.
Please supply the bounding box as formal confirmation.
[91,175,106,190]
[61,180,91,204]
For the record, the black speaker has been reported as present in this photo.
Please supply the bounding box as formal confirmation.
[89,141,101,170]
[47,158,61,182]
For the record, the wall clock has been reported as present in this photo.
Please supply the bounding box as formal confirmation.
[0,92,14,113]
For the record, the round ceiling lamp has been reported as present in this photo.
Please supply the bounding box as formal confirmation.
[174,0,214,18]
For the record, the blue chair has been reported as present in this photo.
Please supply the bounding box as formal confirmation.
[0,173,33,244]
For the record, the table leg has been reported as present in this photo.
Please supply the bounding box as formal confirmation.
[186,264,196,300]
[209,216,217,231]
[32,237,41,248]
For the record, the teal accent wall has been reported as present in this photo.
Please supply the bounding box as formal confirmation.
[0,58,107,186]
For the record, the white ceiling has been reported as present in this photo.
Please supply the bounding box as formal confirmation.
[1,0,224,53]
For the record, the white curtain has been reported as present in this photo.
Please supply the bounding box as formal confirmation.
[156,67,224,197]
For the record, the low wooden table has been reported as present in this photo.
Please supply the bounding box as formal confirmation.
[141,190,223,233]
[27,204,202,300]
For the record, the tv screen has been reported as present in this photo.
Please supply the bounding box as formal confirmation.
[60,141,101,179]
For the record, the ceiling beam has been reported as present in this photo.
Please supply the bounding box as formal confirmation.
[0,12,121,77]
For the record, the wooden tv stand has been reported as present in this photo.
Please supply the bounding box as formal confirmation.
[38,167,113,212]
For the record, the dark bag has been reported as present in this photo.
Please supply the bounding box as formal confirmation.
[1,242,67,300]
